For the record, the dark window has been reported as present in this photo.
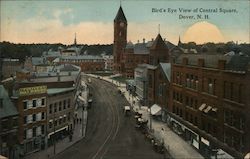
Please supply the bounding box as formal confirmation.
[41,125,45,134]
[2,120,8,129]
[49,122,52,128]
[33,100,37,108]
[42,98,45,105]
[54,103,57,112]
[13,118,18,127]
[33,114,36,122]
[67,99,71,108]
[238,84,242,103]
[49,104,52,114]
[33,127,36,137]
[230,82,234,100]
[63,100,66,109]
[59,101,62,111]
[24,116,27,124]
[23,101,28,109]
[41,112,45,120]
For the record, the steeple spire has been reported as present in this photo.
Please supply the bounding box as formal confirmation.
[158,24,161,34]
[178,35,182,47]
[114,5,127,22]
[74,33,77,46]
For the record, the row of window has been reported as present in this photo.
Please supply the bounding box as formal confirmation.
[224,132,244,152]
[23,112,45,124]
[23,97,46,110]
[49,99,71,114]
[224,109,245,130]
[173,72,244,104]
[1,117,18,130]
[172,105,198,126]
[24,125,45,139]
[48,113,71,129]
[62,59,103,63]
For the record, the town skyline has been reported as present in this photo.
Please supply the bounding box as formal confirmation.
[1,0,249,45]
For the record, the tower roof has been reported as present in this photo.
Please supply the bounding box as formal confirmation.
[114,6,127,22]
[150,34,168,50]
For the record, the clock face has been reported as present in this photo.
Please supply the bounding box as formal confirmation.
[120,22,124,27]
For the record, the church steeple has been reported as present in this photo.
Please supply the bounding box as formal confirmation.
[114,6,127,22]
[74,33,77,46]
[178,35,182,47]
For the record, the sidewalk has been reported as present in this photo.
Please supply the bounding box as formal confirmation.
[25,107,85,159]
[95,74,204,159]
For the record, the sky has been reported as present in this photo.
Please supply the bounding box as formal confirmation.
[0,0,249,45]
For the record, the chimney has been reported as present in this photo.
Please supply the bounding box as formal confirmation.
[218,59,226,70]
[151,38,154,41]
[143,38,145,43]
[137,40,140,43]
[164,38,166,42]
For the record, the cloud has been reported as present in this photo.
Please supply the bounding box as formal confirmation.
[53,8,72,19]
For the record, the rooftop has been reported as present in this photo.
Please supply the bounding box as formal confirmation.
[47,87,75,95]
[114,6,127,22]
[60,55,104,60]
[0,85,18,118]
[176,54,250,72]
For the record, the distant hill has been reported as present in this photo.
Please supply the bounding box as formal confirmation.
[0,42,113,62]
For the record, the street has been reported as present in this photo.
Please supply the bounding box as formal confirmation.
[54,78,165,159]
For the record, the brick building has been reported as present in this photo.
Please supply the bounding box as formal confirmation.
[12,85,47,154]
[59,55,105,72]
[113,6,174,78]
[169,54,250,158]
[1,58,22,79]
[46,87,75,146]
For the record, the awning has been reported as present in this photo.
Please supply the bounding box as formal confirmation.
[150,104,162,116]
[199,103,206,111]
[204,105,212,113]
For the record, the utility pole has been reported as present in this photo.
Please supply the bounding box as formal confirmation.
[53,108,56,155]
[82,101,84,137]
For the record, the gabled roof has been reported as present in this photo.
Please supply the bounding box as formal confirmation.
[159,63,171,81]
[0,85,18,118]
[114,6,127,22]
[150,34,168,50]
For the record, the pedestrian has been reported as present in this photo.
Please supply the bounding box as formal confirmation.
[77,118,79,124]
[80,118,82,123]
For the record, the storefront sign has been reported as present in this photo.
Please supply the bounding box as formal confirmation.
[19,86,47,96]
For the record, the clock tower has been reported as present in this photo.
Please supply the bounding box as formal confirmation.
[113,6,127,73]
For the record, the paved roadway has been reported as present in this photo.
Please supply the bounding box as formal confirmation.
[54,78,165,159]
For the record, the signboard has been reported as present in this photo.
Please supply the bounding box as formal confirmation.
[19,86,47,96]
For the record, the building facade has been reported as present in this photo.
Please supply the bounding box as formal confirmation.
[170,54,250,158]
[113,6,174,78]
[12,85,47,154]
[46,87,75,146]
[59,55,105,72]
[0,85,19,159]
[1,59,22,79]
